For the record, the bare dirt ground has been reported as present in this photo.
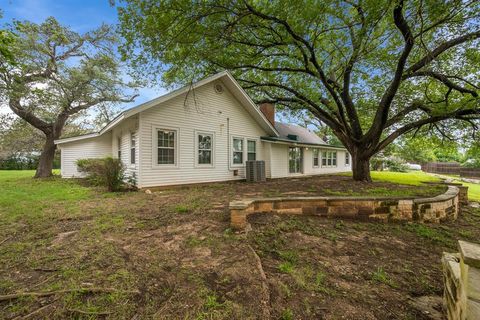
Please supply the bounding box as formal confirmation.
[1,174,478,319]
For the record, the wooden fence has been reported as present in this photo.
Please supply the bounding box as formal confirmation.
[422,162,480,178]
[460,168,480,178]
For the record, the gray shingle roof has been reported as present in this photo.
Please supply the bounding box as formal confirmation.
[275,123,326,144]
[261,122,345,149]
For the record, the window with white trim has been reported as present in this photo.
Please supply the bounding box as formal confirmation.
[130,133,136,164]
[232,138,243,164]
[197,133,213,165]
[345,153,350,166]
[157,129,176,165]
[117,137,122,159]
[247,140,256,161]
[313,148,319,167]
[322,151,337,167]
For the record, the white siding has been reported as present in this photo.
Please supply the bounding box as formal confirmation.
[262,142,272,178]
[266,142,351,178]
[270,143,289,178]
[304,147,351,175]
[59,132,112,177]
[137,80,269,188]
[111,117,139,182]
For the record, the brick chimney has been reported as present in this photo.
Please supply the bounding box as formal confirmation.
[259,103,275,127]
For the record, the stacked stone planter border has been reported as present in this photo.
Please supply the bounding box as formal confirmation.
[442,240,480,320]
[230,185,460,230]
[422,181,469,204]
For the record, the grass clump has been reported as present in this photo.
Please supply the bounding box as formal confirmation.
[371,267,398,288]
[280,308,294,320]
[278,261,295,274]
[174,205,190,214]
[405,223,453,247]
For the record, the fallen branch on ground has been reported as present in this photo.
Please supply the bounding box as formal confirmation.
[247,244,271,320]
[0,288,140,302]
[0,236,12,246]
[12,301,56,320]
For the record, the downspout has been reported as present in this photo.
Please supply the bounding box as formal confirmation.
[227,117,231,171]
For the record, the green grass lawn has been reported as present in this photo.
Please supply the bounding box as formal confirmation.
[370,170,441,186]
[342,170,480,201]
[0,169,479,319]
[371,171,480,201]
[0,170,91,223]
[458,181,480,202]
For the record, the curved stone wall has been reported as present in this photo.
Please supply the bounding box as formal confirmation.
[230,186,460,230]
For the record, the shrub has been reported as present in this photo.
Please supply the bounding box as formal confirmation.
[76,157,125,191]
[0,154,39,170]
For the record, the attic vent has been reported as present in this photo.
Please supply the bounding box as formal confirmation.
[214,83,224,94]
[287,134,298,141]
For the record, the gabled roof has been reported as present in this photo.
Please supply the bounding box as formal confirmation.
[55,70,279,144]
[261,122,346,150]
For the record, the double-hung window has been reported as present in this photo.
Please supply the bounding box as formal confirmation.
[322,151,337,167]
[247,140,256,161]
[198,133,213,165]
[321,151,327,166]
[157,129,176,165]
[345,153,350,166]
[313,148,319,167]
[232,138,243,164]
[117,137,122,159]
[130,133,136,165]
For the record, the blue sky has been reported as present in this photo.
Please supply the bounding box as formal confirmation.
[0,0,166,110]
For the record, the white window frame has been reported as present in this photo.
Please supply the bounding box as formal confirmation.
[313,148,320,168]
[321,150,338,168]
[152,127,179,168]
[345,152,350,166]
[195,130,215,167]
[117,137,122,160]
[130,132,136,166]
[247,139,257,161]
[231,136,244,167]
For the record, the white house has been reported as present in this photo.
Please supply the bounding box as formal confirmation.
[55,71,351,188]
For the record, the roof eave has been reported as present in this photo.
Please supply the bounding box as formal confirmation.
[54,133,100,145]
[260,136,346,150]
[54,70,279,145]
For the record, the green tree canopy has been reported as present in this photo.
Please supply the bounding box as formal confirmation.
[118,0,480,181]
[0,17,138,177]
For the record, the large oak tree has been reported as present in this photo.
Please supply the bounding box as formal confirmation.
[0,17,138,178]
[118,0,480,181]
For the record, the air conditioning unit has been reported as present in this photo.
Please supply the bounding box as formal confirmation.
[246,160,266,182]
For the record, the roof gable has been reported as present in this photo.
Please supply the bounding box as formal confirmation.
[55,71,279,144]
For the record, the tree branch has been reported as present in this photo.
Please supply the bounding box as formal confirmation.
[403,70,478,97]
[375,108,480,153]
[366,0,414,144]
[405,30,480,74]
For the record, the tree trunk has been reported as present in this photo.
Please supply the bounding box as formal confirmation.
[351,153,372,182]
[34,135,56,178]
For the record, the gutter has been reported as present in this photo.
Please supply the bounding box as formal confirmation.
[260,136,347,150]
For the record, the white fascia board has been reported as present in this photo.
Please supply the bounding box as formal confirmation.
[54,133,100,145]
[55,70,279,144]
[223,71,279,137]
[260,138,347,150]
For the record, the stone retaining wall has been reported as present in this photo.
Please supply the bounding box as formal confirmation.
[423,181,469,204]
[230,186,459,230]
[442,240,480,319]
